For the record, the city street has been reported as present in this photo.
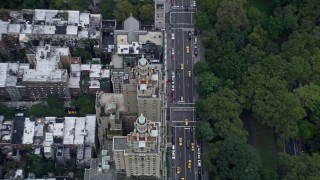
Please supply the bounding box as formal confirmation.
[166,0,203,179]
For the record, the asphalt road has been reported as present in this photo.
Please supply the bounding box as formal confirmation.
[167,0,204,179]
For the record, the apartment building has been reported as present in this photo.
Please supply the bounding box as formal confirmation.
[0,9,102,61]
[1,114,97,167]
[110,15,164,123]
[154,0,166,30]
[113,114,161,178]
[69,58,111,97]
[17,45,70,100]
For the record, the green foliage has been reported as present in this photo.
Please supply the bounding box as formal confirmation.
[294,83,320,113]
[195,121,214,141]
[196,72,221,96]
[0,100,14,119]
[100,0,115,19]
[193,11,212,31]
[298,120,314,139]
[193,61,210,76]
[194,0,320,179]
[113,0,137,22]
[198,87,247,140]
[248,25,268,48]
[25,104,50,117]
[47,95,64,109]
[279,153,320,179]
[27,155,54,178]
[203,138,262,179]
[215,0,249,33]
[138,3,154,24]
[73,95,95,116]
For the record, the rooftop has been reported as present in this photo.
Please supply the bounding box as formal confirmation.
[12,116,25,144]
[85,115,96,145]
[113,136,127,150]
[23,45,69,82]
[63,117,75,145]
[22,118,35,144]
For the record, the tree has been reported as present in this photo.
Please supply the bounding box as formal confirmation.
[49,108,65,118]
[50,0,65,10]
[193,11,212,31]
[195,121,214,141]
[73,95,95,116]
[294,83,320,113]
[100,0,115,19]
[279,153,320,179]
[248,25,268,48]
[215,0,249,33]
[198,87,247,140]
[27,155,54,178]
[0,100,14,119]
[203,138,262,179]
[139,3,154,25]
[47,95,64,109]
[113,0,136,22]
[239,44,266,65]
[25,104,50,117]
[196,72,221,96]
[193,61,210,76]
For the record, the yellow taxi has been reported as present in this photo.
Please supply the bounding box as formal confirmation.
[186,46,189,53]
[176,166,180,174]
[181,63,184,70]
[188,71,192,77]
[185,119,188,126]
[179,137,183,146]
[181,178,185,180]
[191,143,195,151]
[188,160,192,169]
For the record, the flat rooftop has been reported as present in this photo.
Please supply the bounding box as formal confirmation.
[22,118,35,144]
[113,136,127,150]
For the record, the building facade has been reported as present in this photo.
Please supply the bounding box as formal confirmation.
[113,114,161,178]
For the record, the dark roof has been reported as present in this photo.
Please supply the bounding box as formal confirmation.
[55,26,67,34]
[12,116,25,145]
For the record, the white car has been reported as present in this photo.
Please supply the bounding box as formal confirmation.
[172,150,175,159]
[172,84,175,92]
[172,72,175,80]
[198,154,200,159]
[172,33,175,40]
[193,1,196,6]
[198,160,201,167]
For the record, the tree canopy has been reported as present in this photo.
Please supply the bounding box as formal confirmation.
[194,0,320,179]
[203,138,262,179]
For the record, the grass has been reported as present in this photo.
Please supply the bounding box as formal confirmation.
[249,0,273,17]
[249,118,276,169]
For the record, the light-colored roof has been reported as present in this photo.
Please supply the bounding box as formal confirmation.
[74,117,86,145]
[0,20,8,40]
[101,69,110,78]
[124,15,140,31]
[63,117,75,144]
[80,13,90,27]
[0,63,7,87]
[22,118,35,144]
[43,25,56,34]
[85,115,96,145]
[8,24,20,34]
[66,26,78,35]
[90,64,101,78]
[22,46,69,82]
[68,11,80,25]
[53,123,64,137]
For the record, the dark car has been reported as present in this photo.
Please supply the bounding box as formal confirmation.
[194,49,198,57]
[185,6,189,11]
[188,31,192,40]
[194,30,198,36]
